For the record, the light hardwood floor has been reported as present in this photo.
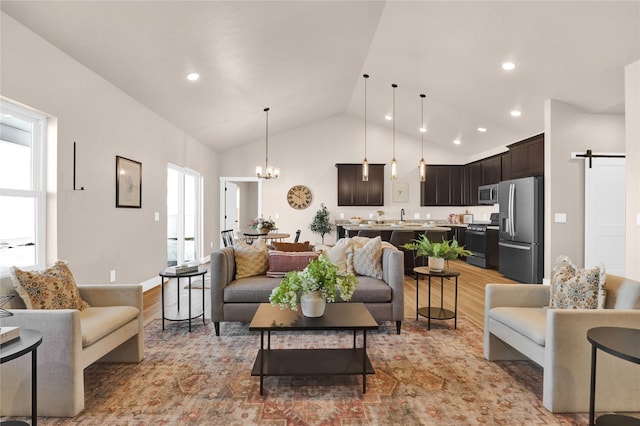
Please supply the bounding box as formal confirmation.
[143,259,518,330]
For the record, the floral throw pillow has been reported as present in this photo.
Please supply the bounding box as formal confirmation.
[233,237,268,279]
[10,261,90,310]
[549,256,606,309]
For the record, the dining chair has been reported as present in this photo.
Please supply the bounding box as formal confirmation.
[221,229,235,247]
[293,229,301,243]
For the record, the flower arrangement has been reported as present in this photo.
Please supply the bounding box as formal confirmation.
[249,216,276,232]
[402,234,472,260]
[269,254,358,311]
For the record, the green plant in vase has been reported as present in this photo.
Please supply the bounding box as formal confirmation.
[269,254,358,316]
[402,234,472,271]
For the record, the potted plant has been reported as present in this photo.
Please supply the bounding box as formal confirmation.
[269,254,358,317]
[402,234,472,272]
[309,203,332,244]
[249,216,276,234]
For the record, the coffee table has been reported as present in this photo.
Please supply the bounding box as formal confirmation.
[249,302,379,395]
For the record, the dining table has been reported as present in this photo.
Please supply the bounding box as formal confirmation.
[242,232,290,244]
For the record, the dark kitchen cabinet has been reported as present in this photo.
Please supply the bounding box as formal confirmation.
[481,155,502,185]
[336,163,385,206]
[420,165,465,206]
[501,152,512,181]
[508,133,544,179]
[467,162,482,205]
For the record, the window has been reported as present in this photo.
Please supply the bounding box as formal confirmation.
[0,100,47,274]
[167,164,201,267]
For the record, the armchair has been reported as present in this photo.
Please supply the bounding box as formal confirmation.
[484,275,640,413]
[0,279,144,417]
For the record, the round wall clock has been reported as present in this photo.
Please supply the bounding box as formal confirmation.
[287,185,312,210]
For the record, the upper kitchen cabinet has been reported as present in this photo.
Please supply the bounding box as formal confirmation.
[467,161,482,205]
[507,133,544,179]
[336,163,385,206]
[420,165,465,206]
[481,155,502,185]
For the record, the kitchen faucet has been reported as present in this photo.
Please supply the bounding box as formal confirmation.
[400,208,405,222]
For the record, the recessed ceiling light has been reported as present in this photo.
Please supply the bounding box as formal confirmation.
[502,62,516,71]
[510,110,522,117]
[385,115,392,121]
[477,127,487,133]
[453,139,461,145]
[419,127,427,133]
[186,72,200,81]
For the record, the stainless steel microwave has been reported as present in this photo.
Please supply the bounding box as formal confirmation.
[478,184,498,205]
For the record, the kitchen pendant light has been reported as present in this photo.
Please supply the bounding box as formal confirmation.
[255,107,279,179]
[362,74,370,182]
[390,83,398,181]
[419,94,426,182]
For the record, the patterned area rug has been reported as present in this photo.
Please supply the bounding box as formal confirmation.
[34,317,591,425]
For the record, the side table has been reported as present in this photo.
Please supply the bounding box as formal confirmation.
[159,266,207,332]
[587,327,640,426]
[414,266,460,330]
[0,328,43,426]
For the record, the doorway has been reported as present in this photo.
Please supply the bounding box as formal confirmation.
[167,164,201,267]
[584,156,626,275]
[219,177,262,244]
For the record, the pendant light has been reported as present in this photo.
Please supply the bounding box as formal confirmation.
[362,74,370,182]
[419,94,427,182]
[390,83,398,181]
[255,107,279,179]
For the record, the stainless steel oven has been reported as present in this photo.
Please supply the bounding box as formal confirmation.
[465,213,499,269]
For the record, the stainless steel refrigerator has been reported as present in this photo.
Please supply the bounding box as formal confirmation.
[498,176,544,283]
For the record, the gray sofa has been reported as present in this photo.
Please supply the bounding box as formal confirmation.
[210,246,405,335]
[484,275,640,413]
[0,277,144,417]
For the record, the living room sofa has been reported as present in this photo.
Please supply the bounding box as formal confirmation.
[0,277,145,417]
[210,243,404,335]
[484,275,640,413]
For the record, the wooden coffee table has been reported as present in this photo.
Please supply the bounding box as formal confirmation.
[249,302,379,395]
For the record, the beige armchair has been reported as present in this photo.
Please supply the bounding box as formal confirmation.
[0,280,144,417]
[484,275,640,413]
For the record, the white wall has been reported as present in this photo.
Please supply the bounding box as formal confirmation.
[544,99,625,278]
[0,12,219,284]
[220,113,498,245]
[625,61,640,281]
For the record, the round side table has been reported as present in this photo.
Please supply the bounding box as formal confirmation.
[159,265,208,332]
[587,327,640,426]
[1,328,43,426]
[414,266,460,330]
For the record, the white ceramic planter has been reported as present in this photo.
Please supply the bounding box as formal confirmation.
[428,257,445,272]
[300,290,326,317]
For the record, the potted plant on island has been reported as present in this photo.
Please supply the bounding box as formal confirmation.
[402,234,472,272]
[269,254,358,317]
[249,216,276,234]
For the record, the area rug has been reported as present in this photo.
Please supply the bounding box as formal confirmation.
[31,317,592,425]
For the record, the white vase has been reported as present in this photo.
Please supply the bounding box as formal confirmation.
[300,290,326,317]
[428,257,445,272]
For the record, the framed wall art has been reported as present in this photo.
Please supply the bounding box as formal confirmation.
[116,156,142,208]
[392,182,409,203]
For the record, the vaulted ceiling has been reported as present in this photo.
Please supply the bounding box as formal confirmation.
[1,1,638,157]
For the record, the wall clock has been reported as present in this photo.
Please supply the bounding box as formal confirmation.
[287,185,312,210]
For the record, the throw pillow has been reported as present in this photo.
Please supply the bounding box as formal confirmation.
[549,256,606,309]
[352,236,383,279]
[266,251,319,278]
[234,238,268,279]
[272,241,312,252]
[315,241,354,275]
[10,261,90,310]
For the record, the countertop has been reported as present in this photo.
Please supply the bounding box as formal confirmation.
[340,223,452,232]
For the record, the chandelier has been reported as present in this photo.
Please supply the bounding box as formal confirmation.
[255,107,279,179]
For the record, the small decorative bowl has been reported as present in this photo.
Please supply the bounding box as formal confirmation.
[349,218,363,225]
